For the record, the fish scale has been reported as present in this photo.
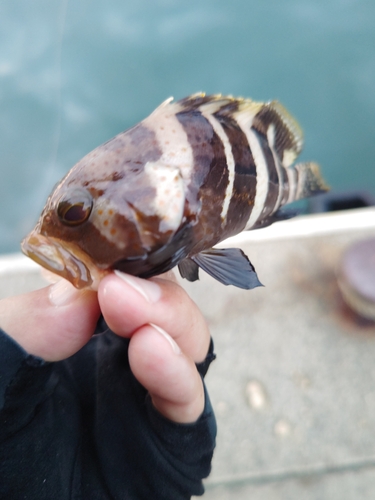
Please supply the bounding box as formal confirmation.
[21,93,329,290]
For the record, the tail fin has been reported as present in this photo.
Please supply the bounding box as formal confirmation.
[294,162,330,200]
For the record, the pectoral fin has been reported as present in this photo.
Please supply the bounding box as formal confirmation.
[178,258,200,282]
[180,247,263,289]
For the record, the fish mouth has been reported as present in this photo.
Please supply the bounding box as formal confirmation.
[21,232,105,290]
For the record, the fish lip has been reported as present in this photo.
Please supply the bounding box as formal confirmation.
[21,232,102,289]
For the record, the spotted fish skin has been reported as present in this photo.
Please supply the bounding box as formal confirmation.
[21,93,328,290]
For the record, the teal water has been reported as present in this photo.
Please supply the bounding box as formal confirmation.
[1,0,374,253]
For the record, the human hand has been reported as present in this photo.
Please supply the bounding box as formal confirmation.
[0,279,100,361]
[0,271,210,423]
[98,270,211,423]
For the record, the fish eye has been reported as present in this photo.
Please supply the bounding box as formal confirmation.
[57,188,93,226]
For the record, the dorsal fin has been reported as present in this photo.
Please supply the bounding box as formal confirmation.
[177,92,222,110]
[148,96,174,118]
[164,94,304,169]
[177,93,232,111]
[251,101,304,167]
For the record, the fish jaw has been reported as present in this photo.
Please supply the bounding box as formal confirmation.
[21,231,107,290]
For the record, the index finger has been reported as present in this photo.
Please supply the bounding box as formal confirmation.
[97,270,210,363]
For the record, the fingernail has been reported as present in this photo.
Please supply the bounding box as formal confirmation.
[150,323,181,355]
[114,270,161,303]
[49,279,80,306]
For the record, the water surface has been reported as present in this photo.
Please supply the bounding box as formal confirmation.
[1,0,374,253]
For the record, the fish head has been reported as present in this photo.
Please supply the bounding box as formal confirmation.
[21,124,187,289]
[21,180,148,290]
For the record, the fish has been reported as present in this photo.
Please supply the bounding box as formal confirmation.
[21,93,329,290]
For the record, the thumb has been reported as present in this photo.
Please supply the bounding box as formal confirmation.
[0,280,100,362]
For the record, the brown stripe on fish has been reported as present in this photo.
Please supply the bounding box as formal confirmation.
[251,128,279,220]
[251,103,304,209]
[198,109,235,224]
[230,105,272,231]
[280,169,291,206]
[213,113,257,236]
[196,98,247,226]
[40,210,146,266]
[265,123,287,212]
[178,93,218,110]
[252,102,303,167]
[178,94,243,114]
[213,99,240,115]
[252,112,285,216]
[176,110,229,247]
